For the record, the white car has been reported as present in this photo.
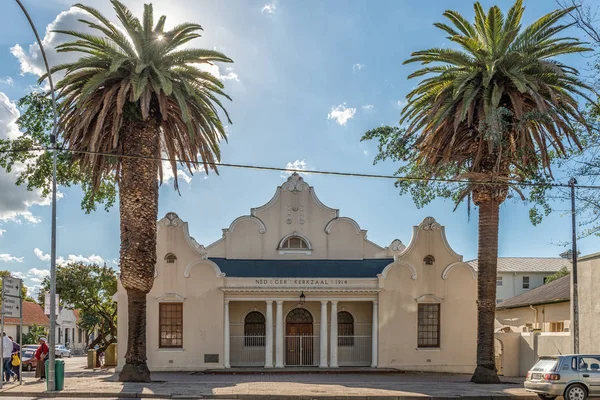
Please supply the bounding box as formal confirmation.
[55,345,71,358]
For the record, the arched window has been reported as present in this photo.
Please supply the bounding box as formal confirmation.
[338,311,354,346]
[164,253,177,263]
[286,308,313,323]
[423,255,435,265]
[244,311,265,347]
[281,237,309,249]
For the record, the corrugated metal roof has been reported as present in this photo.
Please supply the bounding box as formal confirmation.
[209,258,394,278]
[496,275,570,310]
[467,257,570,273]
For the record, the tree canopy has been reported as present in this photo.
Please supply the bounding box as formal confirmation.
[39,263,117,355]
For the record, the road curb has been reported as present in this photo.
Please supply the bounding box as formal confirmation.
[0,392,538,399]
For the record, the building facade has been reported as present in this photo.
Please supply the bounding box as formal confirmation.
[116,173,477,372]
[576,252,600,354]
[495,275,570,333]
[468,258,569,303]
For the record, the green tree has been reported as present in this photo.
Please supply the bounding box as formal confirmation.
[22,324,48,345]
[40,263,117,361]
[0,91,116,213]
[545,267,570,284]
[362,0,591,383]
[43,1,232,382]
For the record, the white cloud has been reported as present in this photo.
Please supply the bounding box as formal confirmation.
[262,2,276,14]
[397,99,408,108]
[197,63,240,83]
[353,63,364,71]
[28,268,50,278]
[281,160,313,178]
[161,157,193,185]
[0,228,5,236]
[11,271,26,279]
[29,277,43,284]
[0,92,52,224]
[0,254,24,263]
[222,67,239,82]
[64,254,104,265]
[34,248,51,262]
[363,150,369,156]
[11,7,97,81]
[0,77,14,86]
[34,248,104,266]
[327,103,356,126]
[27,284,41,299]
[362,104,374,110]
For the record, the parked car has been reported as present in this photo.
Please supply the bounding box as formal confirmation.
[21,350,36,372]
[525,355,600,400]
[55,345,71,358]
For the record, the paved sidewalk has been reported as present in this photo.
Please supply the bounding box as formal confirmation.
[0,368,536,399]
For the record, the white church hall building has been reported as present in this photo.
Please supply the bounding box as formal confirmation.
[116,173,477,372]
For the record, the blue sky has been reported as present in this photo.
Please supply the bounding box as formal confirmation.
[0,0,597,296]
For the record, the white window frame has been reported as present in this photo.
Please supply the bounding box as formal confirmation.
[497,276,503,286]
[523,276,530,289]
[277,232,313,255]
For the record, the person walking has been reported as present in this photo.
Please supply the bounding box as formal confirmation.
[9,337,20,382]
[34,337,48,381]
[2,332,14,383]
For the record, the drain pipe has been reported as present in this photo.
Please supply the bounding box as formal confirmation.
[530,305,539,330]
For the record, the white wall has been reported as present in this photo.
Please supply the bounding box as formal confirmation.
[496,272,554,303]
[495,332,571,377]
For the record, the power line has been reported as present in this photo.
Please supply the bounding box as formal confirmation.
[1,146,600,190]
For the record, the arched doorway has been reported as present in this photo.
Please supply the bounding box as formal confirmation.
[495,338,504,376]
[285,308,314,366]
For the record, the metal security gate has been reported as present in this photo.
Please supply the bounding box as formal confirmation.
[230,335,265,366]
[285,334,319,366]
[338,335,372,366]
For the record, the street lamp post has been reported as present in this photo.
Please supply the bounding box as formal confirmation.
[14,0,59,391]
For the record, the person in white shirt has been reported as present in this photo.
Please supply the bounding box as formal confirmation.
[2,332,14,383]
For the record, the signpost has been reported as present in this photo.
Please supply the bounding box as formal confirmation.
[1,276,23,388]
[44,293,59,317]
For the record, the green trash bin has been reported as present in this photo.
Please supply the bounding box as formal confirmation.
[45,359,65,391]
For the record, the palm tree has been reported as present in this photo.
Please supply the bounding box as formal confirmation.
[399,0,590,383]
[47,1,232,381]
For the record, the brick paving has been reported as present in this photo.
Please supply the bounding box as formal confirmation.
[0,359,536,399]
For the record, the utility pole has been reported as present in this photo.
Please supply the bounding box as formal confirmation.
[14,0,59,391]
[570,177,579,354]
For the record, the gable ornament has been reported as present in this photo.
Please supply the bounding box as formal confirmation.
[282,173,310,193]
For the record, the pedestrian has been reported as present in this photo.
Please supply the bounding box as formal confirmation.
[9,336,20,382]
[34,337,48,381]
[1,332,14,383]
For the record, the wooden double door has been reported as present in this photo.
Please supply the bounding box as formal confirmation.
[285,323,313,366]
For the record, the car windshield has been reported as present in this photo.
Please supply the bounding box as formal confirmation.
[531,358,559,372]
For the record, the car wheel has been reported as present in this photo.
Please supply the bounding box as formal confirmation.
[26,364,32,372]
[565,384,587,400]
[537,395,557,400]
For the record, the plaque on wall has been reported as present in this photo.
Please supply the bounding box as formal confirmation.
[204,354,219,363]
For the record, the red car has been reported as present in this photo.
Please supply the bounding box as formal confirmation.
[21,350,36,372]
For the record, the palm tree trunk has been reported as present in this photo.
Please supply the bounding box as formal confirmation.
[117,119,160,383]
[470,197,502,384]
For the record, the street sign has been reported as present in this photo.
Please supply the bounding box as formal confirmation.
[2,276,21,298]
[44,292,59,315]
[2,295,21,318]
